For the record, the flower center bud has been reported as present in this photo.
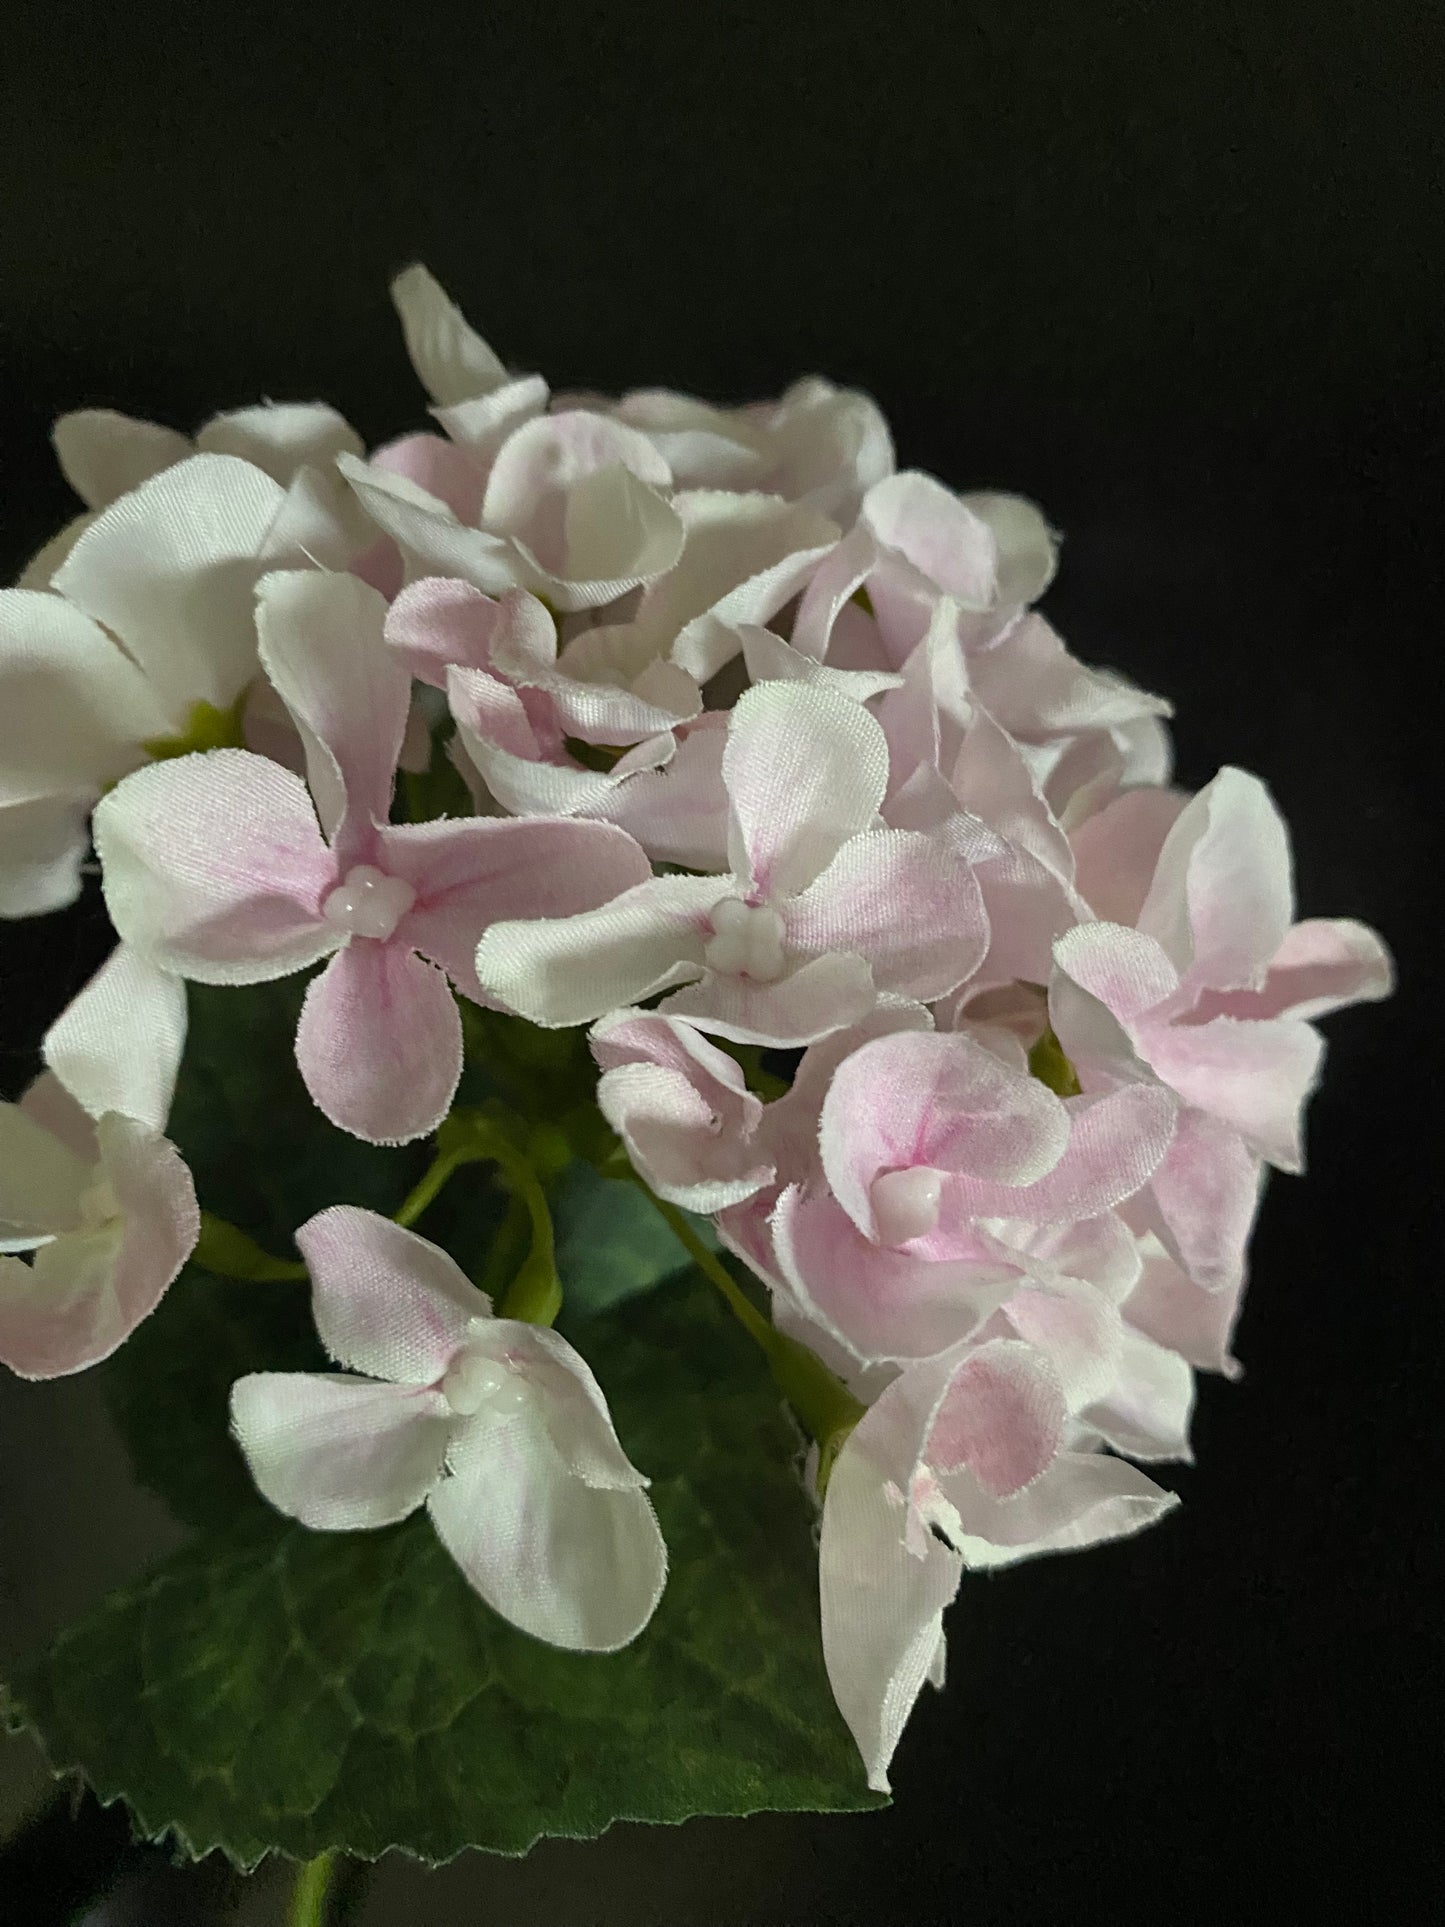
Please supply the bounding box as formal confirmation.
[870,1166,946,1246]
[703,897,787,983]
[440,1348,529,1419]
[321,864,416,942]
[76,1177,122,1234]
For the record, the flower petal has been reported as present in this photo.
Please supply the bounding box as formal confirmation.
[195,403,364,481]
[428,1387,666,1652]
[1068,785,1190,926]
[926,1337,1067,1497]
[385,576,510,688]
[232,1372,453,1528]
[1140,1014,1322,1171]
[294,1205,489,1382]
[391,263,511,407]
[52,453,285,713]
[0,1093,92,1240]
[1080,1322,1195,1462]
[42,943,187,1132]
[944,1449,1178,1568]
[660,951,878,1048]
[338,456,519,595]
[723,680,889,899]
[256,569,410,856]
[473,873,724,1028]
[95,749,337,984]
[53,409,192,510]
[0,794,92,917]
[1190,917,1395,1024]
[295,942,463,1145]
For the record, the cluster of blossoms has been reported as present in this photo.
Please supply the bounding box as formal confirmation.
[0,268,1392,1791]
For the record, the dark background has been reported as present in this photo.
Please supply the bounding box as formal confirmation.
[1,2,1438,1920]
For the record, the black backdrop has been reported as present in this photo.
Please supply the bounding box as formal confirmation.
[1,3,1438,1921]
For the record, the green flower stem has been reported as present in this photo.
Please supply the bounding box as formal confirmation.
[393,1145,481,1229]
[287,1851,337,1927]
[490,1135,561,1327]
[434,1108,562,1326]
[193,1211,308,1283]
[637,1182,865,1473]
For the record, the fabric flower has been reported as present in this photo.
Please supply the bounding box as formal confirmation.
[0,945,198,1377]
[231,1206,667,1652]
[93,569,653,1143]
[772,1026,1175,1364]
[1051,766,1393,1292]
[819,1335,1175,1790]
[474,679,991,1045]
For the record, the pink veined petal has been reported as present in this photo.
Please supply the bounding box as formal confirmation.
[723,680,889,899]
[942,1450,1178,1569]
[1080,1322,1195,1463]
[1190,917,1395,1024]
[294,1205,489,1383]
[941,1083,1176,1227]
[0,794,93,918]
[195,403,364,482]
[821,1030,1070,1238]
[863,471,998,607]
[52,453,285,714]
[1139,1013,1322,1172]
[370,431,489,524]
[659,951,878,1048]
[786,827,990,1004]
[295,942,463,1145]
[53,409,192,510]
[428,1389,667,1652]
[385,575,507,688]
[42,943,187,1132]
[381,815,654,1004]
[1137,1106,1263,1297]
[926,1338,1066,1498]
[1138,766,1294,992]
[1068,785,1190,927]
[390,264,510,407]
[773,1182,1014,1365]
[94,750,338,985]
[819,1368,965,1793]
[255,570,410,860]
[0,1115,197,1378]
[473,873,726,1028]
[1052,921,1181,1025]
[231,1372,454,1529]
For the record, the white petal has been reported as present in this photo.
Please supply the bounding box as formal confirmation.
[53,410,191,510]
[195,403,364,481]
[0,795,92,917]
[391,263,510,406]
[42,944,187,1131]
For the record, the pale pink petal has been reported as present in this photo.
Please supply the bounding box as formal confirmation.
[16,1072,99,1164]
[956,493,1058,608]
[1140,1014,1322,1171]
[1068,786,1190,926]
[1052,920,1180,1025]
[42,944,187,1132]
[370,432,489,525]
[969,614,1169,742]
[482,410,672,537]
[600,717,732,871]
[381,814,653,1002]
[473,873,724,1028]
[821,1031,1069,1239]
[391,264,511,407]
[819,1373,964,1792]
[926,1338,1066,1497]
[1080,1323,1195,1462]
[1137,1107,1262,1296]
[762,378,894,522]
[195,403,364,481]
[338,456,520,595]
[786,828,990,1003]
[943,1450,1177,1568]
[255,570,410,858]
[773,1182,1013,1364]
[0,1098,91,1241]
[1121,1231,1245,1375]
[432,377,551,467]
[232,1372,453,1529]
[1138,767,1294,991]
[789,524,880,664]
[1000,1281,1124,1412]
[0,1115,197,1378]
[294,1205,488,1383]
[541,467,685,612]
[53,409,192,510]
[863,472,998,607]
[738,624,904,702]
[385,577,513,687]
[723,681,889,899]
[95,750,338,984]
[660,950,877,1048]
[295,942,462,1144]
[428,1383,666,1651]
[1191,917,1395,1024]
[940,1084,1176,1226]
[53,453,285,713]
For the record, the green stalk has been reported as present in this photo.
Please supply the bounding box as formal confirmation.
[192,1212,308,1283]
[287,1851,337,1927]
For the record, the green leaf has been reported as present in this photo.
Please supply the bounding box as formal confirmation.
[551,1160,714,1323]
[6,1287,883,1866]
